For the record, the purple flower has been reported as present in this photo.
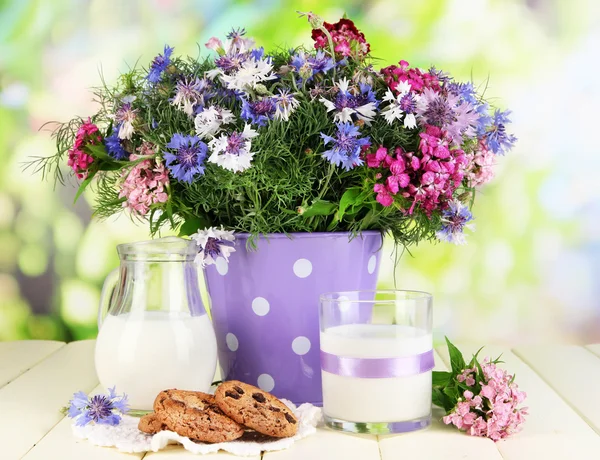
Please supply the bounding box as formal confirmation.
[241,97,276,126]
[171,77,213,116]
[436,200,474,245]
[105,125,128,160]
[484,109,517,155]
[417,88,478,145]
[164,134,208,183]
[191,227,236,267]
[321,78,378,124]
[147,45,173,84]
[67,387,129,427]
[320,122,370,171]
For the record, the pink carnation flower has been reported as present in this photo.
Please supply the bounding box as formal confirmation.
[443,358,528,441]
[381,60,440,95]
[67,118,101,179]
[118,147,169,216]
[367,127,473,214]
[467,141,496,186]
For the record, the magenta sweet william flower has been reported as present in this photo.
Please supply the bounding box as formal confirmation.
[67,118,101,179]
[367,131,472,215]
[381,60,440,95]
[118,145,169,216]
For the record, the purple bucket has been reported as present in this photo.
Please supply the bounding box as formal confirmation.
[204,231,382,405]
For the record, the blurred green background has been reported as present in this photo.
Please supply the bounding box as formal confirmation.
[1,0,598,344]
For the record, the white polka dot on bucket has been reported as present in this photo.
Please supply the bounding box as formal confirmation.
[338,295,351,312]
[257,373,275,392]
[291,336,311,355]
[252,297,270,316]
[215,256,229,275]
[293,258,312,278]
[367,255,377,274]
[225,332,238,351]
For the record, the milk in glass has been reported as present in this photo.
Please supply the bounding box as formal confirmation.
[95,311,217,410]
[321,324,431,423]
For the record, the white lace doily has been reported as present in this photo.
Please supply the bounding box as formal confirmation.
[72,401,322,456]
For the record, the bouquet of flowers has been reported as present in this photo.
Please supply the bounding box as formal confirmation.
[434,339,528,440]
[35,12,515,250]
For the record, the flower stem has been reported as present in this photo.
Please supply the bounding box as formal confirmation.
[320,27,337,79]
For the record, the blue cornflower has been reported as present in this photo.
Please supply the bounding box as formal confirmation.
[147,45,174,84]
[67,387,129,427]
[241,97,276,126]
[164,134,208,183]
[484,109,517,155]
[307,50,335,74]
[105,124,128,160]
[447,81,478,105]
[290,50,335,81]
[436,200,475,245]
[321,78,378,124]
[320,122,370,171]
[250,47,265,61]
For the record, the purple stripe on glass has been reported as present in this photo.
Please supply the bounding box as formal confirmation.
[320,349,434,378]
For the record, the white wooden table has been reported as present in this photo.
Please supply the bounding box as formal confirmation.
[2,340,600,460]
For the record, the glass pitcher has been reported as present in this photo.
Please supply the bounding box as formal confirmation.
[94,237,217,410]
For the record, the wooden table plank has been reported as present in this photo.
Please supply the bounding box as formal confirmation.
[513,345,600,435]
[145,445,259,459]
[438,344,600,459]
[23,384,145,460]
[379,350,503,460]
[265,429,379,460]
[0,340,65,388]
[0,340,99,459]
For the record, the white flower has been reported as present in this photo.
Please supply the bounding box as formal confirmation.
[381,82,418,129]
[118,122,135,140]
[194,106,235,139]
[320,77,377,125]
[171,78,208,117]
[221,58,277,92]
[191,227,236,267]
[208,124,258,173]
[273,89,300,121]
[115,102,137,140]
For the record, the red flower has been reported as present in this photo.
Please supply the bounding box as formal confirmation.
[311,18,370,57]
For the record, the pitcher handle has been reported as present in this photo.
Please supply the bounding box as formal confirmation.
[98,268,119,329]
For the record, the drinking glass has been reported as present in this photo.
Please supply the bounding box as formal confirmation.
[319,290,433,434]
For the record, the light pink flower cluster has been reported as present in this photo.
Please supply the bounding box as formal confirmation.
[467,141,496,187]
[443,359,528,441]
[67,118,101,179]
[367,125,470,214]
[118,146,169,216]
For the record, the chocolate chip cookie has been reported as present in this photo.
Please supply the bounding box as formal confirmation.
[152,389,245,443]
[138,413,166,434]
[214,381,298,438]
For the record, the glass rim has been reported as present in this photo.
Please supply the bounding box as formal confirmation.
[319,289,433,303]
[117,237,197,261]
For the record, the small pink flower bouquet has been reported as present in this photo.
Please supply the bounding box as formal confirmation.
[434,338,528,440]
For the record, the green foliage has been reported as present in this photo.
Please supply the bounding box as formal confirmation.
[432,337,505,415]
